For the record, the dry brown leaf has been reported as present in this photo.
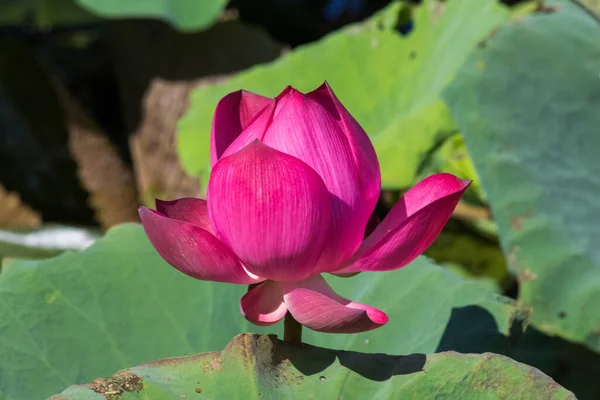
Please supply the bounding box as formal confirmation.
[54,83,140,230]
[0,184,41,228]
[129,78,219,205]
[452,201,491,221]
[130,76,235,204]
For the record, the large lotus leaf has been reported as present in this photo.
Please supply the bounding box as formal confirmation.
[52,334,573,400]
[177,0,509,188]
[511,327,600,400]
[76,0,226,31]
[0,224,522,399]
[443,1,600,351]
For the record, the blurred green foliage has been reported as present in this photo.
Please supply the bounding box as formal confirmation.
[445,0,600,352]
[0,0,96,28]
[0,0,227,31]
[77,0,228,31]
[178,0,508,189]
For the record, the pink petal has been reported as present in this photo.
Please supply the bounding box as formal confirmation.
[207,141,331,282]
[331,211,381,278]
[155,198,213,233]
[275,85,294,101]
[263,89,371,272]
[283,274,388,333]
[220,101,276,159]
[139,207,263,284]
[307,81,381,214]
[337,173,470,274]
[240,280,287,326]
[210,90,274,166]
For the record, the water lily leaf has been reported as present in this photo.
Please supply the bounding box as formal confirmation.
[0,224,522,399]
[52,334,573,400]
[177,0,509,188]
[444,0,600,352]
[76,0,227,31]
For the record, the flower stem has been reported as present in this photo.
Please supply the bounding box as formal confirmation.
[284,312,302,344]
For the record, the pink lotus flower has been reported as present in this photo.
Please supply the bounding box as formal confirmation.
[139,82,469,334]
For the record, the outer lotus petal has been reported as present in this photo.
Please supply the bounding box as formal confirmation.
[263,89,370,272]
[210,90,274,166]
[220,101,276,159]
[307,81,381,213]
[331,211,380,278]
[139,207,263,284]
[337,174,471,274]
[240,280,287,326]
[207,141,331,282]
[274,85,294,101]
[283,274,388,333]
[155,198,213,233]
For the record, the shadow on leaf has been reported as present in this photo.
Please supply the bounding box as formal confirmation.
[266,334,425,381]
[435,305,600,400]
